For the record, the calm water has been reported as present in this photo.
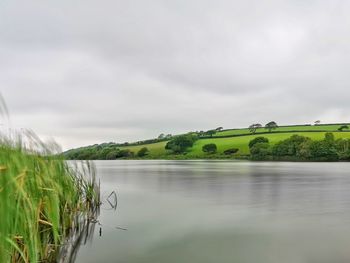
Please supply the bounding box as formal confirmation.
[74,160,350,263]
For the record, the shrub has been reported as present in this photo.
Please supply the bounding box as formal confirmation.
[250,142,271,160]
[338,125,349,131]
[324,132,335,143]
[165,134,198,153]
[272,135,311,157]
[202,143,217,154]
[309,140,338,161]
[249,137,269,149]
[137,147,149,157]
[224,148,239,155]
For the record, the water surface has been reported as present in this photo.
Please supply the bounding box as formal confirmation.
[74,160,350,263]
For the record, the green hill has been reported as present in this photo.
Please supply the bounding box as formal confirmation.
[64,123,350,160]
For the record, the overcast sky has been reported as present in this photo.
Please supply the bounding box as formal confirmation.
[1,0,350,150]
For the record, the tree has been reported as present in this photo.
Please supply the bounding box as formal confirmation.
[250,142,271,160]
[165,134,198,154]
[309,140,338,161]
[216,127,223,132]
[324,132,335,144]
[335,138,350,153]
[265,121,278,132]
[204,130,216,137]
[158,133,165,139]
[335,138,350,160]
[338,125,349,131]
[249,124,262,134]
[198,131,205,137]
[165,134,172,139]
[202,143,217,154]
[223,148,239,155]
[137,147,149,157]
[272,135,311,158]
[314,120,321,125]
[249,137,269,149]
[116,149,134,158]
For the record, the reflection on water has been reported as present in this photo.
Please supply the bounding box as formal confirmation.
[72,161,350,263]
[58,201,101,262]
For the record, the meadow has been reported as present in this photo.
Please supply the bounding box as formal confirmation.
[64,123,350,160]
[118,124,350,158]
[212,124,348,137]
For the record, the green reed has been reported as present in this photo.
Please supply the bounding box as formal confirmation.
[0,132,100,263]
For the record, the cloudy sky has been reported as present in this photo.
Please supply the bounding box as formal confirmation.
[1,0,349,150]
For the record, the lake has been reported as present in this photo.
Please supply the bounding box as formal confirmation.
[72,160,350,263]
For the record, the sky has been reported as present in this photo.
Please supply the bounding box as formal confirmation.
[1,0,350,150]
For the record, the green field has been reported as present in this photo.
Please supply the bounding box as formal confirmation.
[120,141,167,157]
[120,129,350,158]
[191,132,350,155]
[213,124,349,137]
[65,123,350,160]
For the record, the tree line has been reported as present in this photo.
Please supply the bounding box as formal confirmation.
[248,133,350,161]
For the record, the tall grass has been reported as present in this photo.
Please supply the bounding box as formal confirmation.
[0,130,100,262]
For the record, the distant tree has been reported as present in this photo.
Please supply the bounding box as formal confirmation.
[165,134,198,154]
[116,149,133,158]
[338,125,349,131]
[249,124,262,134]
[204,130,217,137]
[250,143,271,160]
[249,137,269,149]
[216,127,224,132]
[137,147,149,157]
[309,140,338,161]
[198,131,205,137]
[265,121,278,132]
[165,134,172,139]
[335,138,350,160]
[223,148,239,155]
[106,150,120,160]
[202,143,217,154]
[324,132,335,144]
[272,135,311,158]
[158,133,165,139]
[314,120,321,125]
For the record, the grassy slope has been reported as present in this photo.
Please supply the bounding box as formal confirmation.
[121,141,167,157]
[214,124,346,137]
[191,132,350,155]
[119,124,350,158]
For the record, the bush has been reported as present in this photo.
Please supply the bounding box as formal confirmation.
[165,134,198,153]
[116,149,134,158]
[106,150,120,160]
[309,140,338,161]
[137,147,149,157]
[249,137,269,149]
[250,142,271,160]
[272,135,311,157]
[224,148,239,155]
[202,143,217,154]
[338,125,349,131]
[324,132,335,143]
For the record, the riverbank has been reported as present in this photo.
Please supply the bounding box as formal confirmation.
[64,129,350,162]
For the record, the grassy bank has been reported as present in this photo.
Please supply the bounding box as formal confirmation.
[64,123,350,160]
[0,137,99,262]
[116,131,350,159]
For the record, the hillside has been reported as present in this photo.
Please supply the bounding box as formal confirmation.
[64,123,350,160]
